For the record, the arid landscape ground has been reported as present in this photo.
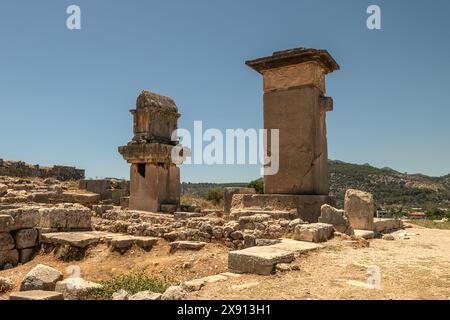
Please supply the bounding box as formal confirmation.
[2,222,448,300]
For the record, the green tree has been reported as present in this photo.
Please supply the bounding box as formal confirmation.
[206,187,223,204]
[248,179,264,194]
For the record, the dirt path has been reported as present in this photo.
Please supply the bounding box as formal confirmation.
[188,226,450,300]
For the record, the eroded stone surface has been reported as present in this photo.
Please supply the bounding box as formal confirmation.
[344,189,374,231]
[55,277,102,300]
[9,290,64,300]
[319,204,354,235]
[293,223,334,243]
[20,264,63,291]
[169,241,206,253]
[14,228,38,249]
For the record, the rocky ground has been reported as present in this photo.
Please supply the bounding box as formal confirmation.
[1,175,449,300]
[1,224,449,300]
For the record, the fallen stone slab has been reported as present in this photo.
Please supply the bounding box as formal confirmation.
[182,278,206,292]
[271,239,323,255]
[134,236,158,251]
[55,277,102,300]
[354,229,375,240]
[41,231,105,248]
[293,223,334,243]
[228,246,295,275]
[9,290,64,300]
[20,264,63,291]
[128,291,162,300]
[109,236,135,251]
[228,239,322,275]
[169,241,206,253]
[373,219,403,233]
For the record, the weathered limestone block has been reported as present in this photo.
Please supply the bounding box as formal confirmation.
[2,207,40,231]
[373,219,403,233]
[169,241,206,253]
[223,187,256,214]
[0,232,15,251]
[161,285,187,300]
[0,215,14,232]
[19,248,36,264]
[318,204,354,235]
[0,249,19,268]
[344,189,374,231]
[39,205,92,230]
[0,276,14,293]
[55,278,102,300]
[9,290,64,300]
[112,289,130,300]
[128,291,162,300]
[20,264,63,291]
[293,223,334,243]
[0,183,8,196]
[228,246,294,275]
[14,228,39,249]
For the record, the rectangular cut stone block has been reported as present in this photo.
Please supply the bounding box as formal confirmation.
[41,231,105,248]
[223,187,256,214]
[231,194,334,222]
[0,214,14,232]
[344,189,374,230]
[0,249,19,268]
[19,247,36,264]
[39,206,92,230]
[228,246,295,275]
[293,223,334,243]
[373,219,403,233]
[9,290,64,300]
[0,232,15,251]
[354,229,375,240]
[14,228,39,249]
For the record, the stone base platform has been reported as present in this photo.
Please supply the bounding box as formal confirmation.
[230,194,335,222]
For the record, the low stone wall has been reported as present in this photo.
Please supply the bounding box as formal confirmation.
[92,208,306,250]
[0,207,40,269]
[0,204,93,269]
[79,179,129,205]
[0,160,84,181]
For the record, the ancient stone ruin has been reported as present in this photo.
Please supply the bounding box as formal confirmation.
[118,91,181,213]
[230,48,339,222]
[0,46,407,301]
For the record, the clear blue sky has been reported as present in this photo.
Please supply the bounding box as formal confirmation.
[1,0,449,182]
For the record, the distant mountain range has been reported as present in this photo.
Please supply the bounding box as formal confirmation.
[182,160,450,210]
